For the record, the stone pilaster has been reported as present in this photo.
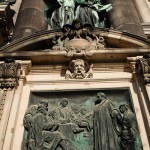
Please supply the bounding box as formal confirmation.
[0,60,31,150]
[128,56,150,144]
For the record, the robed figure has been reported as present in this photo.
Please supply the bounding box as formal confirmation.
[75,0,112,27]
[93,92,120,150]
[43,0,112,29]
[23,100,74,150]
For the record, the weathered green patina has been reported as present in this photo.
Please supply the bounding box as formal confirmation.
[22,90,143,150]
[43,0,112,29]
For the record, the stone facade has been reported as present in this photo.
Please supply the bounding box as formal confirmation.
[0,0,150,150]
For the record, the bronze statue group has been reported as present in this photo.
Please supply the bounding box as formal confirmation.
[43,0,112,29]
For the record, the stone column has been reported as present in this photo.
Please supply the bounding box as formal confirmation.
[133,0,150,23]
[12,0,48,41]
[105,0,146,37]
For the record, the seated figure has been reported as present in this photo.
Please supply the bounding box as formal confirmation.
[23,100,76,150]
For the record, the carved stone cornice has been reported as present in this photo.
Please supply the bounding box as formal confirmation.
[136,55,150,84]
[0,59,21,89]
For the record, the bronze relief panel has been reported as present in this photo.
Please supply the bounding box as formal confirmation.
[22,89,143,150]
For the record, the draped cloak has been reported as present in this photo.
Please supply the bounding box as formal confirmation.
[93,100,120,150]
[32,113,66,150]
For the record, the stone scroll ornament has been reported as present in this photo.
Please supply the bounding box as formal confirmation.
[23,93,142,150]
[65,59,93,79]
[52,20,106,59]
[0,59,21,89]
[43,0,112,29]
[136,54,150,84]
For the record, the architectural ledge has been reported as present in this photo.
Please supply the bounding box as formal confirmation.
[0,48,150,64]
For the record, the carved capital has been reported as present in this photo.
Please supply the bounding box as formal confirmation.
[65,59,93,79]
[0,59,22,88]
[136,55,150,84]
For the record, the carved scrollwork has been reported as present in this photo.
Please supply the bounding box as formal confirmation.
[52,20,106,57]
[65,59,93,79]
[0,59,21,88]
[136,55,150,84]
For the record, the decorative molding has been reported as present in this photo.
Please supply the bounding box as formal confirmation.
[65,59,93,79]
[0,59,21,89]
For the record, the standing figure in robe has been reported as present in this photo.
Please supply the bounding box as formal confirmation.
[57,98,76,124]
[119,104,141,150]
[93,92,120,150]
[44,0,75,29]
[75,0,112,27]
